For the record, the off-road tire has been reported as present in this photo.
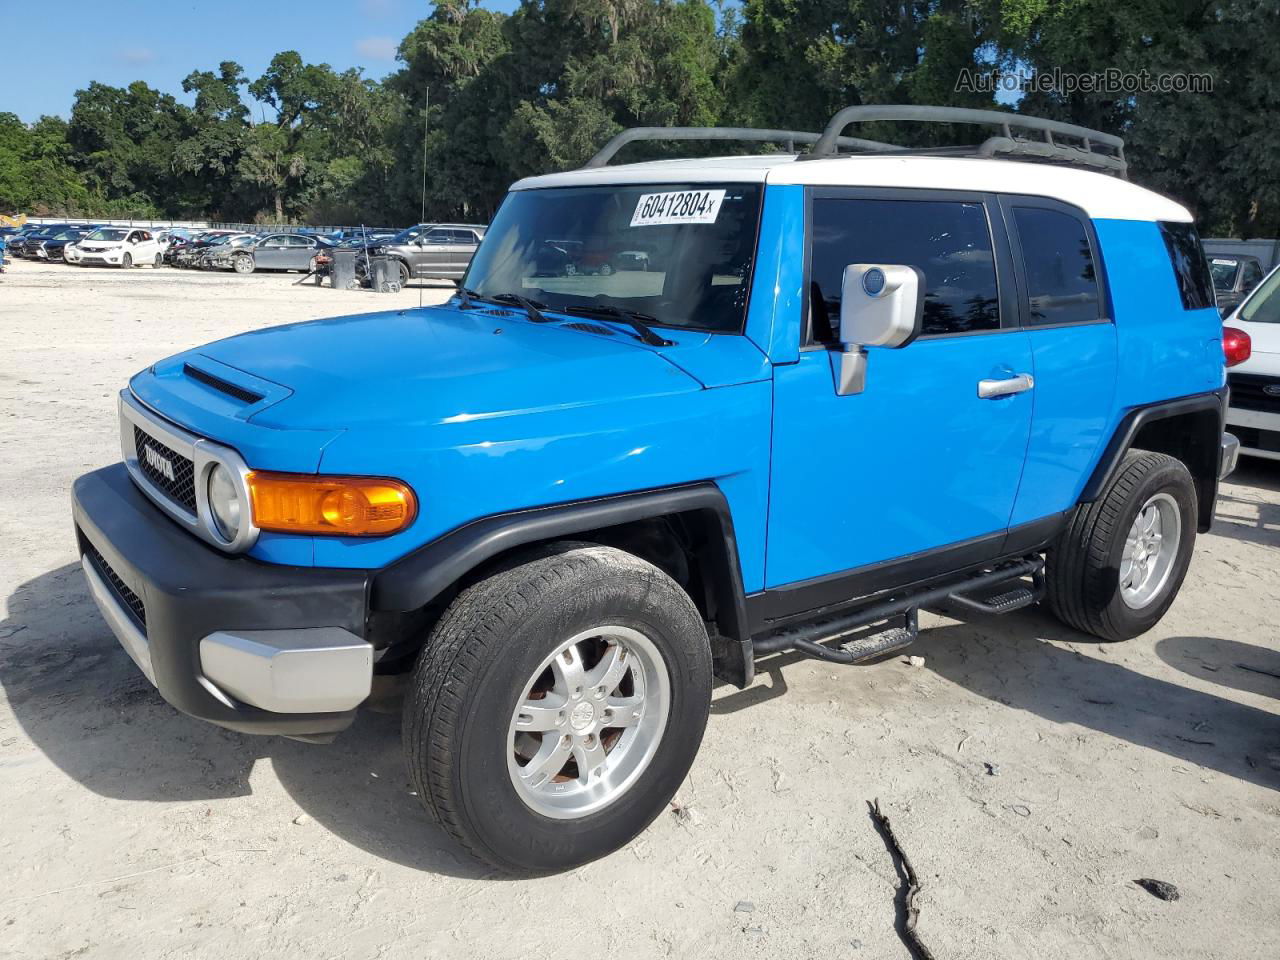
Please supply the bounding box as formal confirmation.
[402,542,712,874]
[1045,450,1197,641]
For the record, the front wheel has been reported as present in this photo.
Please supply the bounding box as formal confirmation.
[396,260,410,287]
[402,543,712,874]
[1045,450,1197,641]
[121,253,132,269]
[232,256,254,275]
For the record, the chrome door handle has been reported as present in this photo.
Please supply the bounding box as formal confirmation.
[977,373,1035,399]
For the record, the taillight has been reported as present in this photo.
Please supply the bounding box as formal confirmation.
[1223,327,1251,367]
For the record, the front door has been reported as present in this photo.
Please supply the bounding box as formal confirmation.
[766,190,1034,594]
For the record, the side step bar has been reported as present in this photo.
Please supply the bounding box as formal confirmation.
[752,557,1044,665]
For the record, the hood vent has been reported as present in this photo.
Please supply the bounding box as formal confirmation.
[183,364,264,405]
[478,308,516,318]
[562,322,616,336]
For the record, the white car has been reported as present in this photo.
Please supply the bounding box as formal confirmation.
[1224,262,1280,461]
[66,227,164,268]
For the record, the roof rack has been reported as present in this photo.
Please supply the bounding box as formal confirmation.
[585,105,1127,179]
[584,127,897,169]
[805,105,1126,178]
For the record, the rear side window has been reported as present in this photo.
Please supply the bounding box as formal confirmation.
[1010,207,1101,326]
[1159,221,1215,310]
[809,198,1000,341]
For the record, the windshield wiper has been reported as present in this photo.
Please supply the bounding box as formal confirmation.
[488,292,550,323]
[564,305,674,347]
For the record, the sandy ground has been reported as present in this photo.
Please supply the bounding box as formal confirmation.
[0,259,1278,960]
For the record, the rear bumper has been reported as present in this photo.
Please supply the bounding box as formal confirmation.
[1225,406,1280,462]
[72,464,372,737]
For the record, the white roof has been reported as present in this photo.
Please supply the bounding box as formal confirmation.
[513,154,1191,223]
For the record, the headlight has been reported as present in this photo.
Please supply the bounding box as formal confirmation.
[207,464,243,541]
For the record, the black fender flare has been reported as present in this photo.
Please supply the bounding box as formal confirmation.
[370,482,752,683]
[1080,388,1227,532]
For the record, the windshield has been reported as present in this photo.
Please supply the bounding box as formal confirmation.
[1209,258,1240,291]
[464,183,763,334]
[86,228,128,242]
[1239,265,1280,324]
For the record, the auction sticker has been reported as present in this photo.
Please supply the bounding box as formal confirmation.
[631,189,726,227]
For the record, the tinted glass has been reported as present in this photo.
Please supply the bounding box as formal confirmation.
[426,229,451,244]
[1159,221,1215,310]
[466,183,763,334]
[1011,207,1101,326]
[1242,259,1263,290]
[1210,258,1241,291]
[1240,267,1280,324]
[809,198,999,340]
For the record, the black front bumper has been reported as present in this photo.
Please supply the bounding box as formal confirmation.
[72,464,371,736]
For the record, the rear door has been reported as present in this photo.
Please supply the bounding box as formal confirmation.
[281,235,316,270]
[766,189,1034,594]
[254,235,289,269]
[997,196,1118,529]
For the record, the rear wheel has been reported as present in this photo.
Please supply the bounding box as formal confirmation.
[153,252,163,267]
[402,543,712,874]
[1046,450,1197,641]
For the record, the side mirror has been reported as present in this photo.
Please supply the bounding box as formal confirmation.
[414,237,426,247]
[836,264,924,395]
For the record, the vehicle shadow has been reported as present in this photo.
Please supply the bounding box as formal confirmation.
[1154,635,1280,701]
[913,610,1280,791]
[0,563,489,878]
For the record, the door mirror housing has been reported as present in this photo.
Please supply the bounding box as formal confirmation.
[836,263,924,395]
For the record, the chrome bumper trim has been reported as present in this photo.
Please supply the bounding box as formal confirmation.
[1220,432,1241,479]
[199,628,372,714]
[81,555,156,686]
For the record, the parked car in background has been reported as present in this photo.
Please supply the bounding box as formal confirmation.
[66,227,163,268]
[229,233,333,274]
[1210,254,1265,315]
[1223,262,1280,460]
[168,230,238,267]
[366,222,487,285]
[11,224,71,258]
[40,226,98,262]
[195,233,258,270]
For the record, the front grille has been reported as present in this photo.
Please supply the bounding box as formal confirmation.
[183,364,264,405]
[1229,373,1280,415]
[134,425,197,513]
[84,541,146,628]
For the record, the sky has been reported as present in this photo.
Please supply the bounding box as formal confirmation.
[1,0,521,123]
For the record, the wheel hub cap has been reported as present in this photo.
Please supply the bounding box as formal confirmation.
[507,625,670,820]
[1119,492,1181,610]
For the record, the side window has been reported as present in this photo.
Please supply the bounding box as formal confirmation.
[809,197,1000,341]
[426,229,451,244]
[1159,221,1215,310]
[1010,207,1101,326]
[451,229,478,244]
[1241,259,1264,292]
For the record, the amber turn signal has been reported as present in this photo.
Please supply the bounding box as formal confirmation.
[248,472,417,536]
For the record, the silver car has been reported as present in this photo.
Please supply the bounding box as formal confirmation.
[370,223,488,284]
[232,233,333,274]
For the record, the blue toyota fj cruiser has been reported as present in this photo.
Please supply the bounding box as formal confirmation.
[72,107,1239,873]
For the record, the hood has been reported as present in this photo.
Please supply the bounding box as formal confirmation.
[158,304,706,432]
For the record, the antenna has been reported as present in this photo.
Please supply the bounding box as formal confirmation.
[419,89,429,310]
